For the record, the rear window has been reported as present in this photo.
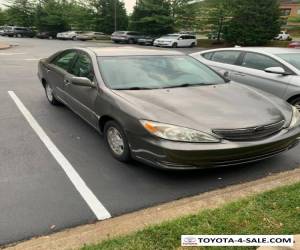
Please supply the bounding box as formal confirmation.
[211,51,241,65]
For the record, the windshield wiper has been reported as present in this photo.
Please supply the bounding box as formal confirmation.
[114,87,152,90]
[164,83,216,89]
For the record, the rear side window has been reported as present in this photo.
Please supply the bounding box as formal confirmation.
[242,52,281,71]
[52,51,77,71]
[202,52,214,60]
[211,51,241,65]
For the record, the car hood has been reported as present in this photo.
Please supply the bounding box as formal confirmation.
[113,83,291,131]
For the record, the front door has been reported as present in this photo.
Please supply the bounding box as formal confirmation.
[64,52,99,128]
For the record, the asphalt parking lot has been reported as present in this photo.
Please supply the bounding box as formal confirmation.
[1,37,300,246]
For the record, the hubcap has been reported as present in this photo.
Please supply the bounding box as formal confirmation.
[46,84,54,102]
[295,103,300,111]
[107,127,125,156]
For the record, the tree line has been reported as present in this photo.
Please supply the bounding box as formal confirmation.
[0,0,281,45]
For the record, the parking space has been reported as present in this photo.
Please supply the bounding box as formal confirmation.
[1,37,300,246]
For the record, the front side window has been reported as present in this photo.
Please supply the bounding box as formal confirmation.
[242,52,281,70]
[70,53,94,81]
[277,53,300,71]
[211,51,241,65]
[52,51,77,71]
[98,56,225,90]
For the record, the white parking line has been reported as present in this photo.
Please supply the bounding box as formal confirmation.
[8,91,111,220]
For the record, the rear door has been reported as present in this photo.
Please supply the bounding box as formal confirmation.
[64,51,99,128]
[47,50,78,101]
[232,52,293,98]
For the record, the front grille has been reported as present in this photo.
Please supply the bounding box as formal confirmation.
[213,120,285,141]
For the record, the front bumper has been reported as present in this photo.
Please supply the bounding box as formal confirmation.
[129,127,300,170]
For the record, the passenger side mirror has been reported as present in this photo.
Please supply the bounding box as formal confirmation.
[71,77,95,88]
[264,67,289,75]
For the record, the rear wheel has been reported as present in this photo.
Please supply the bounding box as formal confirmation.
[190,42,195,48]
[128,39,134,44]
[17,34,22,38]
[290,97,300,111]
[172,42,178,48]
[72,36,77,41]
[45,82,60,105]
[104,121,131,162]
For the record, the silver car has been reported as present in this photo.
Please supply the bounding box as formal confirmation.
[190,47,300,110]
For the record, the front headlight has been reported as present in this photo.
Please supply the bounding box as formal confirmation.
[289,106,300,128]
[140,120,220,143]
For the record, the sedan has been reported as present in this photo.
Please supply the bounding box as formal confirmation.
[191,47,300,110]
[38,47,300,170]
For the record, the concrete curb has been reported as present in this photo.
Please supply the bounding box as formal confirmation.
[4,167,300,250]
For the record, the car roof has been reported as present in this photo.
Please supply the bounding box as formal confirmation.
[198,47,300,55]
[86,47,184,56]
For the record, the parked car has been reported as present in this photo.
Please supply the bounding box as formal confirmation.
[111,31,143,44]
[0,26,5,36]
[6,27,35,38]
[191,47,300,110]
[154,34,197,48]
[274,31,292,41]
[57,31,84,40]
[1,26,14,36]
[36,31,58,39]
[137,36,158,46]
[288,41,300,48]
[76,31,108,41]
[38,47,300,170]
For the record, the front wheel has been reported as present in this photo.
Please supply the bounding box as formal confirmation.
[45,82,60,105]
[290,97,300,111]
[104,121,131,162]
[172,42,178,48]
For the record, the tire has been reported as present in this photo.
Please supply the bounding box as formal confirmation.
[72,36,77,41]
[128,39,134,44]
[190,42,195,48]
[17,34,22,38]
[45,82,60,105]
[172,42,178,48]
[104,121,131,162]
[290,97,300,111]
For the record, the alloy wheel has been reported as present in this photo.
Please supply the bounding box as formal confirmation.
[107,127,125,156]
[45,84,54,102]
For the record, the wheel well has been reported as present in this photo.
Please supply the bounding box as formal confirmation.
[99,115,114,133]
[287,95,300,104]
[41,78,47,88]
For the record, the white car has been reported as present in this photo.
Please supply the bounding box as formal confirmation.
[275,31,291,41]
[57,31,84,40]
[154,34,197,48]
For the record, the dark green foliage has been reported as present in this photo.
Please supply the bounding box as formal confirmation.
[5,0,35,27]
[130,0,174,35]
[91,0,128,34]
[224,0,281,46]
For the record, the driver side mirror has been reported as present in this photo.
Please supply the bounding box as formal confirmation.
[178,37,183,40]
[71,77,95,88]
[264,67,290,75]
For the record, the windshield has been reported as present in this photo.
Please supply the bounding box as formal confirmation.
[98,56,225,90]
[277,53,300,70]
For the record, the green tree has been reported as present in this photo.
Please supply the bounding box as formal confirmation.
[224,0,281,45]
[130,0,174,35]
[5,0,35,26]
[169,0,197,31]
[0,8,8,25]
[91,0,128,34]
[35,0,70,32]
